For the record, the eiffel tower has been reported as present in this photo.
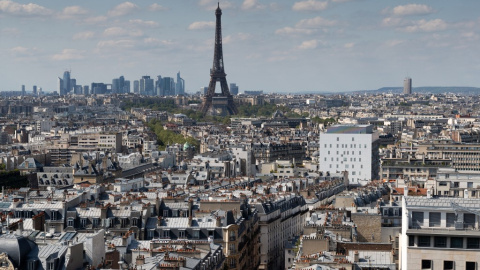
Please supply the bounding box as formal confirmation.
[200,3,238,116]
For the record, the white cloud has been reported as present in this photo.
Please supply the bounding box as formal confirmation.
[84,16,107,24]
[296,16,337,28]
[129,19,159,28]
[223,33,252,44]
[384,39,404,47]
[149,3,166,11]
[392,4,434,16]
[382,17,403,27]
[60,6,88,18]
[10,46,35,56]
[297,40,318,49]
[143,38,174,47]
[103,27,143,37]
[52,49,85,61]
[332,0,353,2]
[241,0,264,10]
[275,27,314,35]
[97,40,136,49]
[108,2,138,17]
[292,0,328,12]
[188,21,215,30]
[0,0,53,16]
[402,19,447,32]
[344,42,355,48]
[73,31,95,40]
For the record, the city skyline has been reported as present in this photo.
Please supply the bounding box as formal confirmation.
[2,0,480,93]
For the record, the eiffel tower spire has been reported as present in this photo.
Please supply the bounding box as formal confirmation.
[200,2,238,116]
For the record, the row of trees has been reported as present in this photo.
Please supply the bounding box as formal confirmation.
[147,119,200,151]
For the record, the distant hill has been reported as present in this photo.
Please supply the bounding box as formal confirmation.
[350,86,480,95]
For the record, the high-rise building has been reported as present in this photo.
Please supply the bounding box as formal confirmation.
[155,76,162,96]
[113,76,128,94]
[176,71,185,95]
[62,71,71,95]
[91,83,107,94]
[83,85,89,95]
[133,80,139,94]
[124,80,130,93]
[139,76,154,95]
[230,83,238,95]
[21,85,25,96]
[319,125,380,186]
[160,77,175,96]
[403,77,412,94]
[57,77,63,95]
[32,85,37,96]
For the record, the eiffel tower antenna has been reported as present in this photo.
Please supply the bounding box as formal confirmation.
[200,2,238,116]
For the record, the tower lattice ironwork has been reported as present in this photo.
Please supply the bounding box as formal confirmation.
[200,3,238,115]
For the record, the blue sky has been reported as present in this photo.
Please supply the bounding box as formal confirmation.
[1,0,480,93]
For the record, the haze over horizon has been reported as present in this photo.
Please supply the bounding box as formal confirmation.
[1,0,480,93]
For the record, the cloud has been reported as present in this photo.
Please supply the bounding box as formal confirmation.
[296,16,337,28]
[292,0,328,12]
[108,2,138,17]
[84,16,107,24]
[52,49,85,61]
[297,40,318,49]
[97,40,136,50]
[73,31,95,40]
[10,46,37,56]
[129,19,159,28]
[188,21,215,30]
[392,4,434,16]
[384,39,404,47]
[382,17,403,27]
[1,27,20,36]
[275,27,314,35]
[344,42,355,48]
[143,37,175,47]
[103,27,143,37]
[59,6,88,18]
[223,33,252,44]
[149,3,167,11]
[332,0,353,2]
[402,19,447,32]
[241,0,264,10]
[0,0,53,16]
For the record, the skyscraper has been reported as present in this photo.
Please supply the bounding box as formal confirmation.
[133,80,139,94]
[156,76,162,96]
[140,76,154,95]
[230,83,238,95]
[21,85,25,96]
[32,85,37,96]
[161,77,175,96]
[403,77,412,95]
[57,77,63,95]
[62,71,71,95]
[176,72,185,95]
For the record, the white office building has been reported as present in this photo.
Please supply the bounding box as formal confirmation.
[319,125,379,186]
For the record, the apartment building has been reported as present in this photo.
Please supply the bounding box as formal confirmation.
[418,140,480,172]
[400,196,480,270]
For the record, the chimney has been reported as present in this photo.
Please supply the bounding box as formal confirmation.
[404,186,408,197]
[354,251,359,262]
[136,255,145,265]
[216,216,221,227]
[427,189,431,199]
[157,216,163,227]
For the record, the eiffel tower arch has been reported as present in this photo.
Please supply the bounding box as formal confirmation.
[200,3,238,116]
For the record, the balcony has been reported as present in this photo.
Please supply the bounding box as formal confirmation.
[407,223,480,236]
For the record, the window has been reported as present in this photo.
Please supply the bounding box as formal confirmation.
[179,230,185,238]
[418,236,430,247]
[434,236,447,248]
[229,243,236,253]
[336,137,339,141]
[412,212,424,227]
[467,238,479,249]
[408,235,415,246]
[444,261,454,270]
[446,213,456,227]
[439,182,448,186]
[163,230,170,238]
[466,262,476,270]
[193,230,199,239]
[464,214,476,229]
[352,137,354,141]
[450,237,463,248]
[27,260,37,270]
[422,260,432,269]
[429,212,441,227]
[80,218,87,228]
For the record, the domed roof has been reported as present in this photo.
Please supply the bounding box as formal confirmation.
[183,142,191,151]
[0,234,37,268]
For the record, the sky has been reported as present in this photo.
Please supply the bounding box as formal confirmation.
[1,0,480,93]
